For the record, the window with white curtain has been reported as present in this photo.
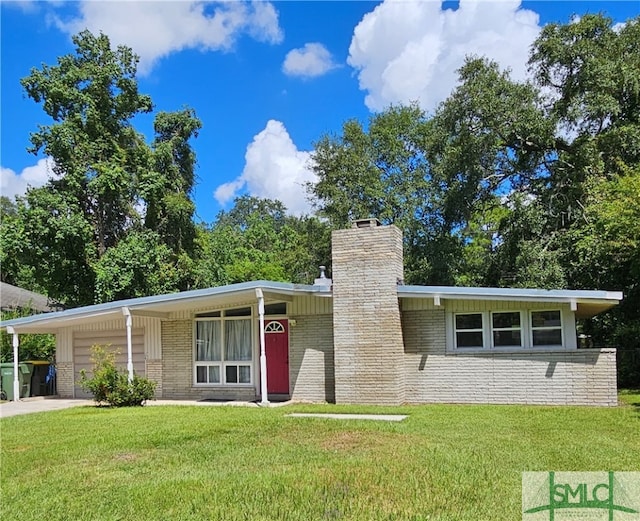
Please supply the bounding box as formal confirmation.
[194,307,253,385]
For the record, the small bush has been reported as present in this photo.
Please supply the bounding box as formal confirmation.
[80,345,156,406]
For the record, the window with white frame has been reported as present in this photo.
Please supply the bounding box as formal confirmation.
[530,310,562,347]
[450,308,566,351]
[455,313,485,348]
[491,311,522,348]
[195,307,253,385]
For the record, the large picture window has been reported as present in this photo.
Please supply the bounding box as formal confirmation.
[195,307,253,385]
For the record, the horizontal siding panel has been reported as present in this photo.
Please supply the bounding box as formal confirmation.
[73,329,145,398]
[73,332,144,347]
[71,319,126,331]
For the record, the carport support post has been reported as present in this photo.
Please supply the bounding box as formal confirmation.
[122,307,134,383]
[7,326,20,401]
[256,289,269,406]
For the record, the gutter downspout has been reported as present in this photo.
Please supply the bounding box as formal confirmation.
[122,307,134,383]
[256,289,269,406]
[7,326,19,401]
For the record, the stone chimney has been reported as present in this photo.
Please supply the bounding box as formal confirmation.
[331,219,405,405]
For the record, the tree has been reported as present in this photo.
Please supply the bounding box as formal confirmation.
[528,14,640,224]
[7,30,201,305]
[569,165,640,386]
[141,109,202,256]
[6,188,97,306]
[194,196,331,287]
[311,104,462,284]
[21,30,153,256]
[93,230,182,302]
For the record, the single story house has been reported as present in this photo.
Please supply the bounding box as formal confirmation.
[1,220,622,406]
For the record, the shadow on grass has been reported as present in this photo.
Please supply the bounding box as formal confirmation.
[618,389,640,414]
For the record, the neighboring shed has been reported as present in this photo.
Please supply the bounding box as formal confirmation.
[1,282,55,312]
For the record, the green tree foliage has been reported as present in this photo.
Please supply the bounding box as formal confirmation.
[486,195,567,289]
[571,165,640,386]
[21,30,152,257]
[527,14,640,230]
[141,109,202,255]
[8,188,97,306]
[2,30,201,306]
[0,308,56,363]
[195,196,331,287]
[93,230,181,302]
[0,197,40,292]
[311,105,458,283]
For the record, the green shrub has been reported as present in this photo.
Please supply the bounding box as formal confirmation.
[79,345,156,406]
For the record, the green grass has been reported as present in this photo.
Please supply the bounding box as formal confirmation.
[1,394,639,521]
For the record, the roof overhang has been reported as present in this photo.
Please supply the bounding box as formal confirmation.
[398,285,623,319]
[0,281,327,334]
[2,280,622,334]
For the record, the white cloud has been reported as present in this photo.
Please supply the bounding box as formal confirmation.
[1,158,55,200]
[55,1,283,75]
[283,42,338,78]
[348,0,542,112]
[5,0,38,13]
[214,120,316,215]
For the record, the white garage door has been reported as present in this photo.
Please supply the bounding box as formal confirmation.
[73,329,145,398]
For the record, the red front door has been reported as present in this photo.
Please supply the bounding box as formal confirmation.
[265,319,289,394]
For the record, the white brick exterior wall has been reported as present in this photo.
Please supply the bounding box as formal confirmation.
[55,361,74,398]
[289,314,334,402]
[146,359,163,398]
[402,309,618,406]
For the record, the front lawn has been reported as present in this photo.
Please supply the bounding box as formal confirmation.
[1,395,638,520]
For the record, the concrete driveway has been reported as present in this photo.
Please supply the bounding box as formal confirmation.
[0,397,94,418]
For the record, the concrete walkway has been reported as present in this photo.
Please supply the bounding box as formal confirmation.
[286,413,408,422]
[0,396,290,418]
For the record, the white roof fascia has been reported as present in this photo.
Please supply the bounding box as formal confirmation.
[397,285,623,303]
[0,281,319,332]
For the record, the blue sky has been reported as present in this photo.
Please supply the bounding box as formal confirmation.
[1,1,638,223]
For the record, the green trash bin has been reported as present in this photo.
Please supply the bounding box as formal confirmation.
[0,364,13,400]
[0,362,32,401]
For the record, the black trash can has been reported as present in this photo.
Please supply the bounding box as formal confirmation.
[27,361,56,396]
